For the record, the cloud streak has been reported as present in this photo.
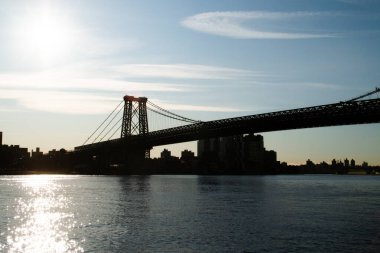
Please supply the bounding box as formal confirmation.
[150,100,243,112]
[0,89,119,114]
[113,64,261,79]
[0,62,257,114]
[0,73,189,93]
[182,11,336,39]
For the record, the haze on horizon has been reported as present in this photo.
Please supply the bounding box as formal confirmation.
[0,0,379,165]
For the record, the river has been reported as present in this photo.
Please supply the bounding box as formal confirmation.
[0,175,379,252]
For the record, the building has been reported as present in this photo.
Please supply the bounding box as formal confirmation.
[197,133,277,171]
[218,135,244,169]
[0,144,29,169]
[243,134,265,169]
[243,134,277,170]
[344,158,350,167]
[181,149,195,162]
[350,159,356,167]
[32,147,43,159]
[160,149,171,159]
[0,131,2,146]
[197,138,220,159]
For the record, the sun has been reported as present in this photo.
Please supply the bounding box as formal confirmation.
[13,5,77,65]
[25,13,72,60]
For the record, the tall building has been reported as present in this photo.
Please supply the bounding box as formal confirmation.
[243,134,277,170]
[243,134,265,169]
[344,158,350,167]
[198,133,277,170]
[197,138,220,159]
[218,135,244,169]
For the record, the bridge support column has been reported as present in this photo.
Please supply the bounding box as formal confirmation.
[121,95,150,158]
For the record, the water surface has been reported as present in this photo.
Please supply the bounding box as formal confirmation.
[0,175,379,252]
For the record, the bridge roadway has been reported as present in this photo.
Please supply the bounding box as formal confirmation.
[75,98,380,152]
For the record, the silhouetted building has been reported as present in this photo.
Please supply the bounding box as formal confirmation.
[181,149,194,161]
[219,135,244,169]
[306,159,315,167]
[243,134,277,171]
[32,147,43,159]
[264,150,277,167]
[350,159,356,167]
[197,138,220,159]
[161,149,171,159]
[197,138,221,170]
[198,133,277,171]
[344,158,349,167]
[48,149,57,157]
[244,134,265,169]
[0,144,29,169]
[0,132,30,169]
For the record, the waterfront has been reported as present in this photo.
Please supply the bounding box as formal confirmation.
[0,175,379,252]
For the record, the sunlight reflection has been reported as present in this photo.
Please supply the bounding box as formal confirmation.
[20,174,53,189]
[6,175,83,253]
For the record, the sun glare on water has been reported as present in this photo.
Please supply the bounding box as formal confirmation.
[3,175,83,253]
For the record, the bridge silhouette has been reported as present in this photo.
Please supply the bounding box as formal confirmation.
[73,88,380,169]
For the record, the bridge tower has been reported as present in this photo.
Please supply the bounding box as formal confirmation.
[121,95,150,158]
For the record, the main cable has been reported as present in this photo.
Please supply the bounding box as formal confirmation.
[147,107,196,123]
[147,101,201,123]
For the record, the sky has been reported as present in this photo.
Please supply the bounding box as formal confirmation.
[0,0,380,165]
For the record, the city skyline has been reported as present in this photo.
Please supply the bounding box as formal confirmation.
[1,0,380,164]
[0,130,378,167]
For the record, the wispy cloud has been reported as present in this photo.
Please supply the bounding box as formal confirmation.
[182,11,336,39]
[113,64,262,79]
[293,82,343,89]
[251,81,344,89]
[150,100,244,112]
[0,62,260,114]
[0,89,119,114]
[0,88,246,114]
[0,73,189,93]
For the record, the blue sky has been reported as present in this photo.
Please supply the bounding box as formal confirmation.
[0,0,380,165]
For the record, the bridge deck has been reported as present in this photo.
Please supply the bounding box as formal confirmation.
[75,98,380,151]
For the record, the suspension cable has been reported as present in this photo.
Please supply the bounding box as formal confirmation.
[148,101,199,123]
[147,101,201,123]
[147,107,197,123]
[82,100,123,145]
[346,87,380,102]
[92,105,124,144]
[108,125,122,141]
[99,116,123,142]
[83,98,202,145]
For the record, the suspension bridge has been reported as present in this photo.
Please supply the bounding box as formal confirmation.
[73,88,380,169]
